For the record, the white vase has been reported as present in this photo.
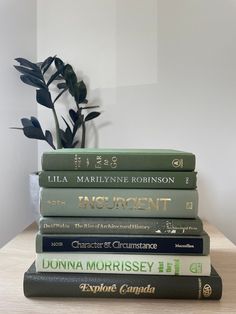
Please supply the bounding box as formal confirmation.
[29,172,40,224]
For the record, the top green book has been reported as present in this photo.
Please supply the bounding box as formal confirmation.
[41,148,195,171]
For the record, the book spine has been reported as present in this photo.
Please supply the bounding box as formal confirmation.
[40,188,198,218]
[42,151,195,171]
[24,265,222,299]
[36,253,211,276]
[36,233,210,255]
[39,216,203,235]
[39,171,197,189]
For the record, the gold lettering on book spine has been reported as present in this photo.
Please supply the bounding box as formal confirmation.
[78,196,171,211]
[79,283,117,293]
[47,200,66,206]
[78,283,155,296]
[119,284,155,295]
[74,154,81,170]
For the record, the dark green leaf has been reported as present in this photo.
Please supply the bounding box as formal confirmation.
[41,55,56,74]
[14,65,43,80]
[31,116,41,128]
[69,109,79,123]
[15,57,39,71]
[59,129,73,148]
[63,64,77,96]
[21,117,44,138]
[57,82,67,89]
[45,130,55,149]
[41,56,52,71]
[65,127,73,142]
[63,64,77,83]
[60,117,76,148]
[22,126,45,140]
[36,89,54,108]
[21,118,33,127]
[85,111,100,122]
[62,116,72,133]
[72,115,83,137]
[47,65,65,86]
[17,115,56,149]
[20,74,46,89]
[74,80,87,104]
[55,57,64,71]
[59,129,67,143]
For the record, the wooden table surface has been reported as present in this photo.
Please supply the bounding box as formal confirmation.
[0,221,235,314]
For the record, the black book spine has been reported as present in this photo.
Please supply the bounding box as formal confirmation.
[36,233,210,255]
[24,266,222,299]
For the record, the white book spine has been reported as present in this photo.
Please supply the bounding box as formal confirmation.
[36,253,211,276]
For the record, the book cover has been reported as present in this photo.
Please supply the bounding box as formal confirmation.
[40,188,198,218]
[39,216,203,235]
[36,253,211,276]
[24,262,222,299]
[41,148,196,171]
[39,171,197,189]
[35,232,210,255]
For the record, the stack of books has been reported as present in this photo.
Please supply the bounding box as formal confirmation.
[23,148,222,299]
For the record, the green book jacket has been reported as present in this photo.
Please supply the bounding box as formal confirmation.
[39,216,203,235]
[41,148,196,171]
[40,188,198,217]
[39,171,197,189]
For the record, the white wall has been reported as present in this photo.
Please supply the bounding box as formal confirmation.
[0,0,37,247]
[37,0,236,243]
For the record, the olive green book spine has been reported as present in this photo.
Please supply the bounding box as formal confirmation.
[39,216,203,235]
[41,148,196,171]
[40,188,198,218]
[39,171,197,189]
[24,262,222,299]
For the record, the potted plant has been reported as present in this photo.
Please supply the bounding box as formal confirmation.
[13,55,101,221]
[13,55,101,149]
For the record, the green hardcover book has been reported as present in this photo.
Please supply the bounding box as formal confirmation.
[40,188,198,218]
[39,216,203,235]
[39,171,197,189]
[36,253,211,276]
[24,262,222,299]
[41,148,196,171]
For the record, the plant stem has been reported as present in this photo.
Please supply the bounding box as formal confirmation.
[52,108,63,149]
[81,120,86,148]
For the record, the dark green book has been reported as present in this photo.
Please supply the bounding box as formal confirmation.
[40,188,198,218]
[41,148,196,171]
[39,171,197,189]
[39,216,203,235]
[23,262,222,299]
